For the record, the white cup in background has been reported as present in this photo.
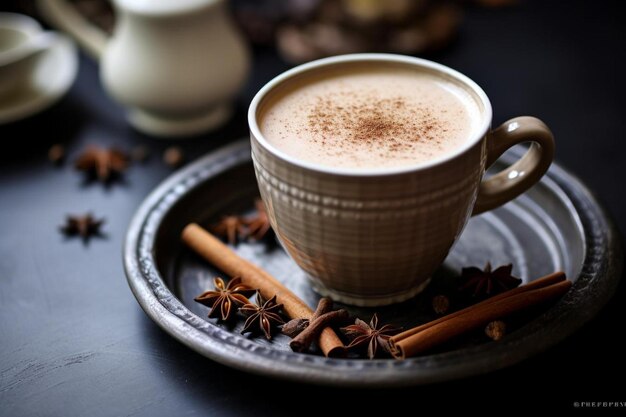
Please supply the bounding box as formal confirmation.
[0,13,61,98]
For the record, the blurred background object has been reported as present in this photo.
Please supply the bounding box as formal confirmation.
[28,0,251,137]
[0,11,77,125]
[5,0,114,32]
[235,0,462,63]
[7,0,517,65]
[64,0,115,34]
[232,0,517,63]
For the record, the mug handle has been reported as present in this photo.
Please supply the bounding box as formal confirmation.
[37,0,109,60]
[472,116,555,215]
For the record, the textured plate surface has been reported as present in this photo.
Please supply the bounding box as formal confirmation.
[124,140,622,387]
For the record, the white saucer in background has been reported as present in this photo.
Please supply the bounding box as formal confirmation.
[0,33,78,125]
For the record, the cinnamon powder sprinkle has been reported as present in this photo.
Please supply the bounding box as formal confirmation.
[306,94,443,157]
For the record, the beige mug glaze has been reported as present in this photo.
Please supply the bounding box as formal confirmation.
[249,54,554,306]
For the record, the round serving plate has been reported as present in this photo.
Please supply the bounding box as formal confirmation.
[123,140,622,387]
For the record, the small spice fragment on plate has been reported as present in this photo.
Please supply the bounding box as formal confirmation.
[342,313,401,359]
[281,318,310,338]
[60,213,105,243]
[282,297,333,338]
[485,320,507,340]
[240,294,285,340]
[48,144,65,165]
[459,263,522,298]
[290,309,349,352]
[75,145,129,183]
[211,215,247,245]
[195,277,256,321]
[163,146,184,168]
[432,294,450,315]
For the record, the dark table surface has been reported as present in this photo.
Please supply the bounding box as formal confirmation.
[1,0,625,414]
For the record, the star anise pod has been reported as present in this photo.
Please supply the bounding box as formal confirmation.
[75,145,129,183]
[459,263,522,298]
[243,199,272,241]
[60,213,105,243]
[342,314,401,359]
[211,215,247,245]
[240,294,285,340]
[194,277,257,321]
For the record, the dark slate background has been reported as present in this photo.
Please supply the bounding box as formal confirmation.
[1,0,624,414]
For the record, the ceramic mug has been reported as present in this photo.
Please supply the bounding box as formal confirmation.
[249,54,554,306]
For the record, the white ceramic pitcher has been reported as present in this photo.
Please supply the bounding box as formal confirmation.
[38,0,250,137]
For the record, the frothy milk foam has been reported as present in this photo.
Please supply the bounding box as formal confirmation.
[259,64,481,170]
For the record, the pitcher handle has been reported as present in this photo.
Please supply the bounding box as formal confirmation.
[37,0,108,59]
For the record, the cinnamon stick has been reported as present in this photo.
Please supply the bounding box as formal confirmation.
[390,279,571,359]
[181,223,345,357]
[392,271,566,343]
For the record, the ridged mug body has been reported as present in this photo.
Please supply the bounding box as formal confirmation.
[248,53,499,307]
[251,136,486,306]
